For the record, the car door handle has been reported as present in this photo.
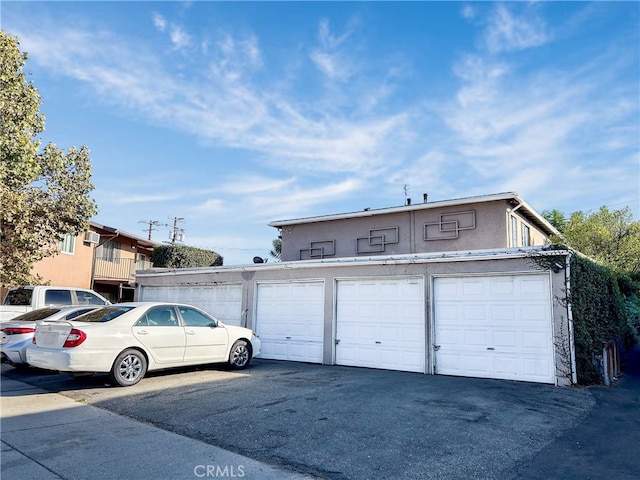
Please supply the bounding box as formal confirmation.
[137,330,149,335]
[186,330,197,335]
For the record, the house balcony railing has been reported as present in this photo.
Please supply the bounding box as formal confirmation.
[94,257,153,282]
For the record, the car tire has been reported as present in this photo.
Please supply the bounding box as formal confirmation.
[109,349,147,387]
[228,340,252,370]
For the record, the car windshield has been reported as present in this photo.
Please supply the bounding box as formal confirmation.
[10,308,61,322]
[75,306,135,323]
[3,289,33,306]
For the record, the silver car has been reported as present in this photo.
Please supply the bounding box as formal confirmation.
[1,306,99,366]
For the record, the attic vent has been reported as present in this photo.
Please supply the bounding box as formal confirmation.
[84,231,100,244]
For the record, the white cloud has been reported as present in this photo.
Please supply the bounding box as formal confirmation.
[310,18,356,81]
[484,4,549,53]
[152,12,166,32]
[190,198,225,215]
[169,25,191,50]
[105,193,183,205]
[245,178,364,222]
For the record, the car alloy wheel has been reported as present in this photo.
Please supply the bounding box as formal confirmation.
[110,349,147,387]
[229,340,251,369]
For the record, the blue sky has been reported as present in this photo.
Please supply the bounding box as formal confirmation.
[3,1,639,264]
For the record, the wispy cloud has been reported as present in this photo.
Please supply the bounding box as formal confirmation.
[484,3,549,53]
[106,193,183,205]
[432,2,639,208]
[169,25,191,50]
[7,2,638,229]
[152,12,166,32]
[310,18,358,81]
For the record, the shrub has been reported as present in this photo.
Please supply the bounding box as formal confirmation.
[151,245,223,269]
[568,255,632,384]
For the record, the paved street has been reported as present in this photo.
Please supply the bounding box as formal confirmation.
[2,349,639,479]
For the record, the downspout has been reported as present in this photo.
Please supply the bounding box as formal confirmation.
[565,251,578,384]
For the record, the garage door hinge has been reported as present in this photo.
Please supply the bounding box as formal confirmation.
[335,339,341,345]
[434,345,441,351]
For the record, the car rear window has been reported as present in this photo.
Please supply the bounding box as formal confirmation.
[3,289,33,306]
[10,308,62,322]
[44,289,73,305]
[78,306,135,323]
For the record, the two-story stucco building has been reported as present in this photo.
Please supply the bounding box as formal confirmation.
[136,192,577,385]
[31,221,154,303]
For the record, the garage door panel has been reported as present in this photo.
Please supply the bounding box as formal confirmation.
[464,304,488,321]
[493,354,519,376]
[336,277,425,373]
[520,277,548,296]
[140,284,242,326]
[492,330,518,348]
[464,355,489,374]
[464,329,489,346]
[462,279,486,296]
[434,274,555,384]
[256,282,324,364]
[490,278,515,295]
[491,304,516,321]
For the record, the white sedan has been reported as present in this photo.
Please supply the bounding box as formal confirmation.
[26,302,261,386]
[1,306,99,366]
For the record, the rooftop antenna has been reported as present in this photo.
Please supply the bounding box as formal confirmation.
[404,184,410,206]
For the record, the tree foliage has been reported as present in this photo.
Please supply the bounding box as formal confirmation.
[568,255,632,384]
[556,206,640,274]
[541,209,568,233]
[269,237,281,261]
[151,244,223,269]
[0,31,97,287]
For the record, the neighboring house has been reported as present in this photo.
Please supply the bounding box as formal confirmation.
[270,192,558,261]
[135,192,577,386]
[31,221,154,303]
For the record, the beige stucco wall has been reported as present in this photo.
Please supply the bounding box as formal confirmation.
[31,236,94,288]
[279,200,549,261]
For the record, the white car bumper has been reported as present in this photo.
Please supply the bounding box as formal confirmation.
[26,345,115,373]
[0,337,33,365]
[250,335,261,358]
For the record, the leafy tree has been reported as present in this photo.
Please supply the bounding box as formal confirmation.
[0,31,97,287]
[558,206,640,274]
[152,244,223,268]
[541,209,568,233]
[269,238,281,261]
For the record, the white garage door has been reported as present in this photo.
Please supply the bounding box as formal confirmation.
[255,281,324,363]
[138,284,243,326]
[336,277,425,373]
[434,274,555,384]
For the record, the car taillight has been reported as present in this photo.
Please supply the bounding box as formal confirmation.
[63,329,87,347]
[3,327,36,335]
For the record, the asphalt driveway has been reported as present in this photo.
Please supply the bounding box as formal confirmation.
[3,356,628,480]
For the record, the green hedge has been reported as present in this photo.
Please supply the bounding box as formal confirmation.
[568,254,632,384]
[151,244,223,269]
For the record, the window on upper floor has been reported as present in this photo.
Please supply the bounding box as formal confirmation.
[510,216,518,247]
[59,234,75,255]
[521,224,531,247]
[99,241,121,262]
